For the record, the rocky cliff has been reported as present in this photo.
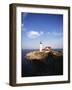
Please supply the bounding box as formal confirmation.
[26,50,63,60]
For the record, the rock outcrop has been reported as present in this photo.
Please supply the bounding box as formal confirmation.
[26,50,63,60]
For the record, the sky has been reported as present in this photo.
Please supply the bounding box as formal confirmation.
[21,12,63,49]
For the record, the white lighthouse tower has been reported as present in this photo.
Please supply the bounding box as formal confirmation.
[40,41,43,52]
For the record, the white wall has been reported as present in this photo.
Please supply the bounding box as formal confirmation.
[0,0,72,90]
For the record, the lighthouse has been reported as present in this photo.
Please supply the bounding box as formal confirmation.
[40,41,43,52]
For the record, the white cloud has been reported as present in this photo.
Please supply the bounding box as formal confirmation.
[47,32,51,34]
[47,32,62,36]
[40,31,44,35]
[27,31,44,39]
[21,24,24,31]
[21,24,27,32]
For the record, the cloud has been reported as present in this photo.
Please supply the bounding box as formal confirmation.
[47,32,63,36]
[21,24,27,32]
[21,24,24,31]
[27,31,44,39]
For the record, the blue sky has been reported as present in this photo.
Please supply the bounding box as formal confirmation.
[21,12,63,49]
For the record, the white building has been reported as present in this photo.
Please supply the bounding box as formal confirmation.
[40,42,43,52]
[42,47,52,52]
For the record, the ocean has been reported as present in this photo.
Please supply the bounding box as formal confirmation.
[22,49,63,77]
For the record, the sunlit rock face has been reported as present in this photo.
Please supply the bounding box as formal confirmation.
[22,50,63,77]
[26,50,63,60]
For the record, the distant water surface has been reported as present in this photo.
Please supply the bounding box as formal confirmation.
[22,49,63,77]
